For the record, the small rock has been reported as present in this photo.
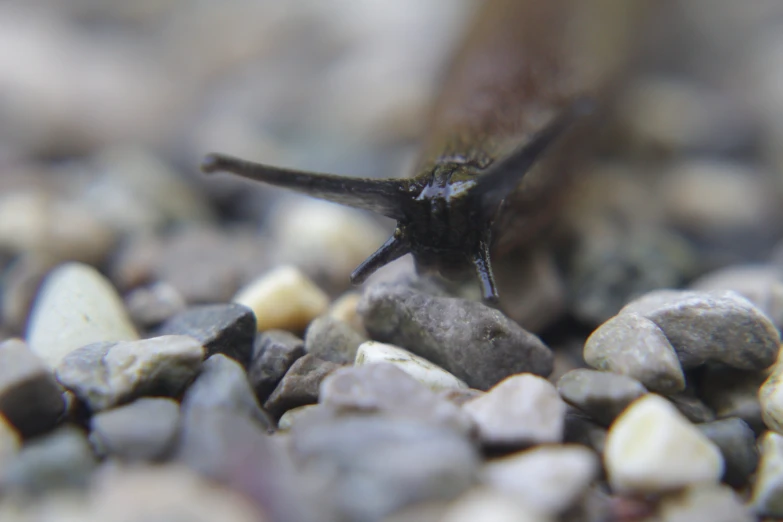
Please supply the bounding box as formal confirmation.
[234,265,329,333]
[124,282,186,329]
[263,353,341,418]
[356,341,468,391]
[157,303,256,367]
[320,364,473,435]
[620,289,780,371]
[304,315,366,364]
[759,358,783,434]
[604,394,724,493]
[699,365,765,433]
[248,330,305,403]
[0,339,65,437]
[668,392,716,424]
[697,418,758,487]
[658,484,754,522]
[584,313,685,394]
[463,374,566,447]
[181,354,273,432]
[563,410,606,453]
[328,292,367,336]
[277,404,320,431]
[440,489,548,522]
[359,284,553,390]
[89,398,180,461]
[438,388,484,407]
[0,415,21,464]
[751,431,783,517]
[557,369,647,426]
[0,254,56,334]
[26,262,139,368]
[482,445,599,516]
[0,426,97,495]
[56,335,204,412]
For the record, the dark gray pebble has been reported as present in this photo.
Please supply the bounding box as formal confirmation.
[304,315,366,364]
[248,330,305,403]
[264,354,341,418]
[697,417,759,487]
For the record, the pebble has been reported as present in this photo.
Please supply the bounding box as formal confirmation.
[0,339,65,437]
[563,410,607,453]
[56,335,204,412]
[0,254,56,334]
[277,404,319,431]
[658,484,754,522]
[233,265,330,333]
[668,392,716,423]
[263,353,341,418]
[124,282,186,329]
[556,369,647,426]
[359,284,553,390]
[752,431,783,517]
[355,341,468,391]
[327,292,367,336]
[696,417,758,487]
[482,445,599,516]
[89,397,180,461]
[759,357,783,434]
[157,303,256,367]
[304,315,367,364]
[0,415,21,465]
[583,312,686,394]
[438,388,484,407]
[320,364,473,435]
[620,289,780,371]
[440,488,548,522]
[248,329,305,403]
[26,262,139,369]
[181,354,273,432]
[604,394,724,493]
[463,374,566,447]
[699,365,766,433]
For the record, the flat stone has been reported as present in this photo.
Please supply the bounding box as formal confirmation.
[658,484,754,522]
[263,353,341,418]
[696,418,758,487]
[584,313,685,394]
[233,265,329,333]
[157,303,256,367]
[320,364,473,435]
[356,341,468,391]
[463,374,566,447]
[440,489,547,522]
[751,431,783,517]
[181,354,273,432]
[359,284,553,390]
[604,394,723,493]
[26,262,139,369]
[304,315,366,364]
[557,369,647,426]
[620,289,780,371]
[0,339,65,437]
[482,445,599,516]
[56,335,204,412]
[124,282,186,329]
[247,330,305,403]
[89,398,180,461]
[699,366,765,433]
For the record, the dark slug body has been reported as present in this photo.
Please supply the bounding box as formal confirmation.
[202,0,646,301]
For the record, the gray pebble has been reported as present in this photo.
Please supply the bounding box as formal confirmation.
[157,303,256,367]
[557,368,647,426]
[358,284,553,390]
[124,281,186,329]
[0,339,65,437]
[248,330,305,403]
[263,353,341,418]
[584,312,685,394]
[89,397,180,461]
[699,365,766,433]
[697,417,758,487]
[181,354,274,432]
[621,289,780,370]
[56,335,204,412]
[304,315,366,364]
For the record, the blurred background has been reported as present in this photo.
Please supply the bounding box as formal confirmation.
[2,0,783,340]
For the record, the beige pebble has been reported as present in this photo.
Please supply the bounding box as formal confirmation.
[355,341,467,391]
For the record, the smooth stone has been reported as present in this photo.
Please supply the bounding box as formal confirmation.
[584,313,685,394]
[0,415,21,465]
[89,398,180,461]
[328,292,366,336]
[304,315,366,364]
[696,417,758,487]
[181,354,273,432]
[277,404,320,431]
[263,353,341,418]
[26,262,139,369]
[440,489,548,522]
[0,426,97,494]
[56,335,204,412]
[482,445,599,516]
[463,374,566,447]
[604,394,724,493]
[157,303,255,367]
[248,330,305,403]
[620,289,780,370]
[124,282,186,329]
[356,341,468,391]
[760,357,783,434]
[359,284,553,390]
[668,392,716,424]
[320,364,473,435]
[0,339,65,437]
[233,265,329,333]
[699,366,765,433]
[658,484,754,522]
[557,369,647,426]
[0,254,57,334]
[751,431,783,517]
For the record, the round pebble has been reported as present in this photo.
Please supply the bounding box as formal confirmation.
[355,341,468,391]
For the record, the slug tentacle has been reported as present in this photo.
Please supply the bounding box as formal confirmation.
[349,229,411,284]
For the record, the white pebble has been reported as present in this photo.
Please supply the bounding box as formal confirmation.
[355,341,467,391]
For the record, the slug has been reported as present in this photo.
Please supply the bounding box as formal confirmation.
[202,0,648,302]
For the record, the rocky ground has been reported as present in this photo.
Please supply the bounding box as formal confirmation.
[3,1,783,521]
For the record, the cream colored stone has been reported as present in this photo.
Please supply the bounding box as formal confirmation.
[355,341,467,391]
[751,431,783,517]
